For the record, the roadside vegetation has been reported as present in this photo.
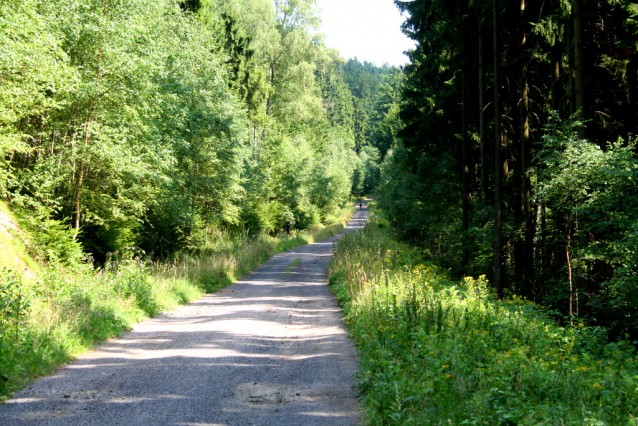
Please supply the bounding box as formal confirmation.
[0,205,354,400]
[330,204,638,425]
[9,0,638,422]
[1,0,388,400]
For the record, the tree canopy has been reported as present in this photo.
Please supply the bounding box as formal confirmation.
[1,0,397,263]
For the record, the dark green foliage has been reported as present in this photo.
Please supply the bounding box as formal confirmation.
[383,0,638,338]
[535,116,638,339]
[352,146,381,196]
[316,55,356,140]
[341,59,397,154]
[180,0,201,13]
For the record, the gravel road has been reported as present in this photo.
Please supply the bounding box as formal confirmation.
[0,203,368,426]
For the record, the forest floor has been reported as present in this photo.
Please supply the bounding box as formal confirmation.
[0,203,370,426]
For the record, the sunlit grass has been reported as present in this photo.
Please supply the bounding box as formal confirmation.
[0,201,40,276]
[0,204,355,401]
[158,206,355,293]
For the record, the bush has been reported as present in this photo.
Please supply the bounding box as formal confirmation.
[105,248,160,317]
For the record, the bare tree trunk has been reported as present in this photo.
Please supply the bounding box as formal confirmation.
[478,30,488,199]
[573,0,586,138]
[627,56,638,137]
[493,0,504,295]
[520,0,533,291]
[263,65,275,139]
[73,113,93,236]
[73,161,84,235]
[551,42,562,112]
[568,14,576,117]
[462,72,470,269]
[566,224,574,327]
[541,205,547,283]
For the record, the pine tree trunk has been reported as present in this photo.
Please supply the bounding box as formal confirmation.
[478,30,488,199]
[573,0,586,138]
[493,0,504,295]
[568,14,576,117]
[462,72,470,269]
[551,49,562,112]
[520,0,533,292]
[627,56,638,137]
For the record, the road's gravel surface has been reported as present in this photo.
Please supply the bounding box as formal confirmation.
[0,205,369,426]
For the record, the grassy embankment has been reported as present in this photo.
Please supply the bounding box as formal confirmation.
[329,202,638,425]
[0,203,355,400]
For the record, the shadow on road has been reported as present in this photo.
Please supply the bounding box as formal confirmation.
[0,200,371,426]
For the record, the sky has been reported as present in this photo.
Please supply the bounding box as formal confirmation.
[315,0,415,67]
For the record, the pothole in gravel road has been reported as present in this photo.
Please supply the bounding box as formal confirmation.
[234,383,303,406]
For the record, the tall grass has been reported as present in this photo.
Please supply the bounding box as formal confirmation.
[0,206,355,401]
[0,250,203,400]
[329,211,638,425]
[156,207,354,292]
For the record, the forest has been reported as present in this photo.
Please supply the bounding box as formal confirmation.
[325,0,638,421]
[1,0,397,262]
[0,0,399,398]
[378,0,638,341]
[5,0,638,422]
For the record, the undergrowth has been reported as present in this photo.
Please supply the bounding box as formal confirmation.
[0,205,355,401]
[329,208,638,425]
[168,211,353,293]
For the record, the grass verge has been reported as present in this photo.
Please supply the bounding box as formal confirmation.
[154,205,355,293]
[329,207,638,425]
[0,205,355,401]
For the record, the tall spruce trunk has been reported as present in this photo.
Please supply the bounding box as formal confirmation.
[493,0,504,295]
[573,0,586,138]
[520,0,533,292]
[478,30,488,199]
[627,57,638,137]
[568,14,576,117]
[462,72,470,269]
[551,46,562,112]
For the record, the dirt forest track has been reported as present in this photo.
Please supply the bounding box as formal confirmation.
[0,202,369,426]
